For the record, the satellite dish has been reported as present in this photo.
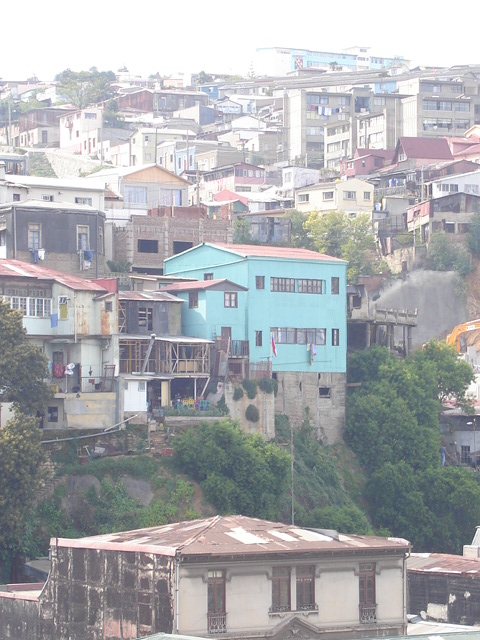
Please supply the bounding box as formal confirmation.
[66,363,76,370]
[65,369,74,376]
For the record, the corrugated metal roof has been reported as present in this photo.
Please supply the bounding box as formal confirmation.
[53,515,409,558]
[408,552,480,575]
[204,243,346,263]
[0,260,108,292]
[161,279,247,293]
[118,290,183,302]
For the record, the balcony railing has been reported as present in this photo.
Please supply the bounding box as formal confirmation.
[359,604,377,624]
[208,612,227,634]
[216,339,249,357]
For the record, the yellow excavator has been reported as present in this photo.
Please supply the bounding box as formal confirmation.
[446,319,480,352]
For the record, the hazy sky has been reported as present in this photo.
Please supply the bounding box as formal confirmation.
[4,0,480,81]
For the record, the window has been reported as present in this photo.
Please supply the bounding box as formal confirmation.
[319,387,331,398]
[77,225,90,251]
[41,194,54,202]
[105,301,112,312]
[298,194,309,203]
[75,197,93,206]
[208,570,226,634]
[332,328,340,346]
[84,112,97,119]
[323,191,334,201]
[297,279,325,294]
[13,193,20,201]
[255,331,263,347]
[137,239,158,253]
[455,102,470,112]
[224,292,238,308]
[189,292,198,308]
[59,296,68,320]
[344,191,356,200]
[204,273,214,280]
[98,226,104,255]
[271,277,295,293]
[272,567,290,612]
[124,186,147,204]
[331,277,340,294]
[359,563,376,624]
[256,276,265,289]
[138,307,153,331]
[461,445,471,464]
[296,566,315,610]
[28,223,41,250]
[47,406,58,423]
[363,191,371,200]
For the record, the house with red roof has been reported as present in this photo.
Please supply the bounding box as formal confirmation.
[164,243,347,444]
[0,515,410,640]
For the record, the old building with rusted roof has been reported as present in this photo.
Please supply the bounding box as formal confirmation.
[0,515,410,640]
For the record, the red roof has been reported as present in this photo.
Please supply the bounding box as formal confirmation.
[208,243,346,263]
[408,552,480,575]
[397,137,454,161]
[214,189,249,206]
[0,260,108,292]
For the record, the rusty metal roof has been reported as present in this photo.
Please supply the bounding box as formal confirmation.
[53,515,409,558]
[408,552,480,575]
[118,290,183,302]
[0,260,107,292]
[206,243,346,263]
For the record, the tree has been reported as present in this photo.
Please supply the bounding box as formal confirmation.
[304,211,377,282]
[234,217,253,244]
[0,412,45,580]
[285,210,315,250]
[173,420,290,519]
[55,67,116,109]
[0,300,51,414]
[468,212,480,255]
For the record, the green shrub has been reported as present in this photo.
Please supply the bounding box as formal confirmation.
[245,404,259,422]
[258,377,278,395]
[242,378,257,399]
[233,386,244,401]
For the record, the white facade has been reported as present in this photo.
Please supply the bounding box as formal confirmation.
[59,108,103,156]
[295,177,374,215]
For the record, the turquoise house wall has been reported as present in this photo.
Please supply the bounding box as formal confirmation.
[165,245,347,374]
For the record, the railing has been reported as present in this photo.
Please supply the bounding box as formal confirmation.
[249,361,272,379]
[216,339,249,357]
[359,604,377,624]
[50,376,113,394]
[208,612,227,634]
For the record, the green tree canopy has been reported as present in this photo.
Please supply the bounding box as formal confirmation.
[0,300,52,414]
[0,412,45,579]
[55,67,116,109]
[304,210,377,282]
[173,420,290,519]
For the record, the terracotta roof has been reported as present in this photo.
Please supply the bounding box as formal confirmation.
[205,243,346,263]
[161,279,247,293]
[54,515,409,558]
[408,552,480,575]
[0,260,108,292]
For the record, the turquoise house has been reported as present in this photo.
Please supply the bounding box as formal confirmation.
[164,243,347,376]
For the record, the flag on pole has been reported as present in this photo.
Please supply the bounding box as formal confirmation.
[271,334,277,357]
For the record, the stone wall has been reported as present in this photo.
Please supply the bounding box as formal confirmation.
[224,383,275,440]
[0,594,40,640]
[274,371,346,445]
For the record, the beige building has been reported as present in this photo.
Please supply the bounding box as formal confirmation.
[295,177,374,215]
[0,515,410,640]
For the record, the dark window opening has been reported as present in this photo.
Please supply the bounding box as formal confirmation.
[319,387,331,398]
[272,567,290,612]
[137,239,158,253]
[173,240,193,254]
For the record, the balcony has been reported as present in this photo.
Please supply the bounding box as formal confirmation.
[208,612,227,634]
[359,604,377,624]
[216,339,249,357]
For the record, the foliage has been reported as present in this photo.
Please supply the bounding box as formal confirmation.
[427,232,472,276]
[60,454,160,481]
[285,210,315,250]
[106,259,132,273]
[258,377,278,395]
[304,211,377,282]
[233,386,244,401]
[468,212,480,255]
[234,217,252,244]
[55,67,116,109]
[173,420,290,519]
[0,412,45,579]
[242,378,257,399]
[0,300,52,414]
[299,505,373,535]
[245,404,259,422]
